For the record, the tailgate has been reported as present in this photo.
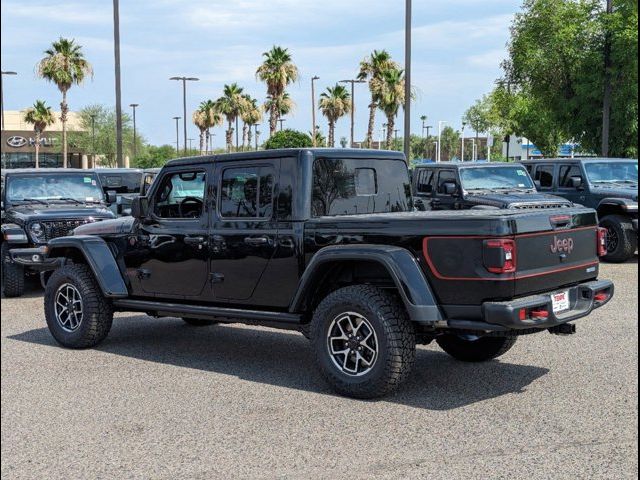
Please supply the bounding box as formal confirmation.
[514,218,599,296]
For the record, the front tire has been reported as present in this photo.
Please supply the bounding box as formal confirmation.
[45,264,113,348]
[1,242,25,298]
[436,334,517,362]
[600,214,637,263]
[310,285,416,399]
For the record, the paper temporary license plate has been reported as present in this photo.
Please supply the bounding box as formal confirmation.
[552,291,570,313]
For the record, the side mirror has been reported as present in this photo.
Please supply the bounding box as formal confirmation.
[570,176,583,189]
[442,181,458,195]
[106,190,118,205]
[131,196,149,219]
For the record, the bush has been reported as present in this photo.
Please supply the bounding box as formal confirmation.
[263,129,313,150]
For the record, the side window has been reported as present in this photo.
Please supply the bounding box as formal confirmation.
[416,169,435,194]
[436,170,457,194]
[154,171,206,219]
[354,168,377,196]
[535,165,555,189]
[524,164,534,174]
[220,166,274,219]
[559,165,583,188]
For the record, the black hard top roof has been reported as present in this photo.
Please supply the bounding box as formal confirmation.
[413,162,525,169]
[165,148,406,168]
[521,157,637,163]
[1,168,99,175]
[92,168,144,174]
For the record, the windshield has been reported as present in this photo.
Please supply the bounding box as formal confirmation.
[585,161,638,184]
[460,166,535,191]
[7,173,104,203]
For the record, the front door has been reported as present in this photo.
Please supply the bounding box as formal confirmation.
[557,163,588,205]
[210,161,279,302]
[134,167,211,298]
[431,169,459,210]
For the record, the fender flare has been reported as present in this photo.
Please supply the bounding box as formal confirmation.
[290,244,443,324]
[597,197,635,211]
[47,235,128,298]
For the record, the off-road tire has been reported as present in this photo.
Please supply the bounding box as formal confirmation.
[1,242,25,298]
[310,285,416,399]
[182,318,219,327]
[45,264,113,348]
[436,334,517,362]
[600,214,637,263]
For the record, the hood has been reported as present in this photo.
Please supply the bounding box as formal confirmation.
[7,205,116,223]
[464,191,572,209]
[73,216,135,236]
[590,184,638,201]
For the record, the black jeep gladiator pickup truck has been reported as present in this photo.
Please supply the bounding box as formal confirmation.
[11,149,614,398]
[412,162,572,211]
[1,168,116,297]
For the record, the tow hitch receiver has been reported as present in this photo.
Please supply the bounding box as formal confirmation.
[548,323,577,336]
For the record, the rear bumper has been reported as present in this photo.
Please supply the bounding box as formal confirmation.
[479,280,614,330]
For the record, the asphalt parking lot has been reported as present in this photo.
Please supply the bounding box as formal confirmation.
[1,259,638,480]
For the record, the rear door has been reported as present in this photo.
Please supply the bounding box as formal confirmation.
[210,160,279,302]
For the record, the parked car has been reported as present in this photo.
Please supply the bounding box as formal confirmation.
[522,158,638,262]
[12,149,613,398]
[412,162,572,211]
[1,169,116,297]
[93,168,144,216]
[140,168,161,197]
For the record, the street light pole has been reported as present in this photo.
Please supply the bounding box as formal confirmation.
[404,0,412,160]
[311,76,320,147]
[1,71,17,133]
[112,0,124,167]
[170,76,199,155]
[340,79,365,148]
[278,118,286,131]
[129,103,139,159]
[437,121,447,162]
[461,122,467,162]
[173,116,181,155]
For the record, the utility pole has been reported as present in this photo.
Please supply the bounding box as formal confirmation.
[170,76,199,155]
[129,103,139,159]
[461,122,467,162]
[113,0,124,167]
[255,127,261,150]
[340,79,365,148]
[311,76,320,147]
[602,0,613,156]
[404,0,412,160]
[173,116,181,156]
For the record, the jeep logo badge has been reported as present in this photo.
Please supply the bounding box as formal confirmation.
[550,236,574,255]
[6,136,28,148]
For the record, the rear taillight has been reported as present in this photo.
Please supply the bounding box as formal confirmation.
[483,239,517,274]
[597,227,608,257]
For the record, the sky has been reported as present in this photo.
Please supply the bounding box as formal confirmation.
[1,0,522,149]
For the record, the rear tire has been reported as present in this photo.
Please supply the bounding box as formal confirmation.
[45,264,113,348]
[600,214,637,263]
[310,285,416,399]
[436,334,517,362]
[1,242,25,298]
[182,318,219,327]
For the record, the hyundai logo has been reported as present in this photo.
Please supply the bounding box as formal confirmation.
[6,136,28,148]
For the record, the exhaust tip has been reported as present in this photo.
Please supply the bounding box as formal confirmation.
[548,323,577,336]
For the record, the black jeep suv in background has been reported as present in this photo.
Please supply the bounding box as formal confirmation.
[523,158,638,262]
[12,150,613,398]
[1,169,116,297]
[412,162,572,211]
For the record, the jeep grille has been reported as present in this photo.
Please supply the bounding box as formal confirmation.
[39,219,95,241]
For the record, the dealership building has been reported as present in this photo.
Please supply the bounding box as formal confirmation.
[1,110,88,169]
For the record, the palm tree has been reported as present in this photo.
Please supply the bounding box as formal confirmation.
[199,99,222,153]
[358,50,398,148]
[23,100,56,169]
[36,38,92,168]
[264,93,294,123]
[375,67,406,148]
[240,96,262,151]
[319,85,352,148]
[215,83,246,152]
[256,46,298,136]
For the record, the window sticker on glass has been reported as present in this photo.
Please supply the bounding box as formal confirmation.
[517,170,527,176]
[84,177,92,183]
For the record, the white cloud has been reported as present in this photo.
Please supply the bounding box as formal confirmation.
[3,2,112,25]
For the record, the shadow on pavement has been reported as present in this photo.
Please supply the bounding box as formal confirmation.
[8,315,549,410]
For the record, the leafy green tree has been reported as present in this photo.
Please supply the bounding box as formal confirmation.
[319,85,352,147]
[23,100,56,169]
[256,46,299,137]
[37,38,92,168]
[263,129,312,150]
[505,0,638,157]
[463,96,492,158]
[132,145,176,169]
[439,126,461,161]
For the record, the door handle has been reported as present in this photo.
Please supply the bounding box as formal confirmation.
[244,236,269,246]
[184,236,206,246]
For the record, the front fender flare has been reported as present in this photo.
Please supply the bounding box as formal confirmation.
[48,236,128,298]
[290,244,443,324]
